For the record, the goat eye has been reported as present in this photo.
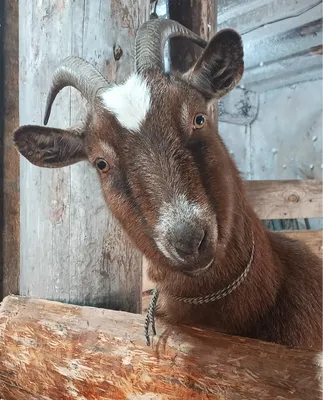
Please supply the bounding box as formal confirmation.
[95,158,109,172]
[193,114,206,129]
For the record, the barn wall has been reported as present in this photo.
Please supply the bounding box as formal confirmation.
[220,79,323,229]
[19,1,149,312]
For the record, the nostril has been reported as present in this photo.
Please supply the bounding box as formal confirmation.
[172,223,206,258]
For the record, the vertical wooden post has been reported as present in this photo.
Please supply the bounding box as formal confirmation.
[0,0,20,300]
[169,0,218,123]
[169,0,217,68]
[19,2,149,312]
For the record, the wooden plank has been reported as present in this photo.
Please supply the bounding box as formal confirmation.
[242,15,322,71]
[283,230,322,259]
[246,180,322,219]
[142,229,322,293]
[169,0,217,72]
[242,45,323,92]
[218,0,321,36]
[0,295,322,400]
[19,1,149,312]
[218,0,322,91]
[0,0,20,300]
[218,86,258,125]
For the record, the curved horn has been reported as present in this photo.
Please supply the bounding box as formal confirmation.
[135,19,207,74]
[44,56,108,125]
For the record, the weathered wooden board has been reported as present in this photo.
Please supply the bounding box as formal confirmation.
[169,0,217,71]
[142,228,322,293]
[0,0,20,300]
[283,229,322,259]
[218,0,321,35]
[0,295,322,400]
[19,1,149,312]
[218,0,322,91]
[242,45,323,93]
[246,180,323,219]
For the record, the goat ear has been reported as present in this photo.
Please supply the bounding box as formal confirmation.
[13,125,87,168]
[183,29,244,100]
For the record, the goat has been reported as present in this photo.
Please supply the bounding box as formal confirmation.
[13,19,322,350]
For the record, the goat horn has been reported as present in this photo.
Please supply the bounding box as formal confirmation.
[135,19,207,74]
[44,56,108,125]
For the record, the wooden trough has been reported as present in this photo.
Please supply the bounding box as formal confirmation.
[0,295,322,400]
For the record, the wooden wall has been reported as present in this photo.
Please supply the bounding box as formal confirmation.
[0,0,20,300]
[18,1,149,312]
[218,0,322,92]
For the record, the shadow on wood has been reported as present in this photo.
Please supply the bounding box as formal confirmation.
[0,295,322,399]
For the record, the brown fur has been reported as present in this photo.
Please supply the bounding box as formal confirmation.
[13,28,322,350]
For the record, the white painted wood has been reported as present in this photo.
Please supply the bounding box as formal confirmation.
[244,66,322,93]
[219,0,322,91]
[219,87,259,125]
[242,46,323,92]
[218,0,321,35]
[19,0,149,312]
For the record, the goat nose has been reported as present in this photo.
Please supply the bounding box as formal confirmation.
[173,223,205,258]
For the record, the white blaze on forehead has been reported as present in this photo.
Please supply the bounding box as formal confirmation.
[155,194,206,262]
[101,74,151,132]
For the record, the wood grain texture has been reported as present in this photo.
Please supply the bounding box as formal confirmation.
[218,0,322,91]
[246,180,322,219]
[283,229,322,259]
[169,0,217,72]
[19,0,149,312]
[168,0,218,122]
[0,295,322,400]
[0,0,20,300]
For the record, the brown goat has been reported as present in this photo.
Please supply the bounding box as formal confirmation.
[13,19,322,350]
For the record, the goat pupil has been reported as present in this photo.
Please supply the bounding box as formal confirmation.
[97,160,107,170]
[196,115,205,125]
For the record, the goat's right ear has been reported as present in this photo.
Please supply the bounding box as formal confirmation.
[13,125,87,168]
[183,29,244,100]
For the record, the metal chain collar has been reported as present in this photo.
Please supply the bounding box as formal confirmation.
[144,232,255,345]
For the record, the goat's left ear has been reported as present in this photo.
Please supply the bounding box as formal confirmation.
[13,125,87,168]
[183,29,244,100]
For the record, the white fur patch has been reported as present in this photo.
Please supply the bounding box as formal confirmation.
[99,140,117,160]
[155,194,206,262]
[101,74,151,132]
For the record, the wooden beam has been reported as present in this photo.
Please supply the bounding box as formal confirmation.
[0,295,322,400]
[18,1,149,312]
[242,46,323,92]
[169,0,217,72]
[218,0,322,91]
[0,0,19,300]
[283,229,322,259]
[218,0,321,36]
[246,180,322,220]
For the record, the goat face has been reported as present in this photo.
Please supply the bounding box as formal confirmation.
[13,20,244,275]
